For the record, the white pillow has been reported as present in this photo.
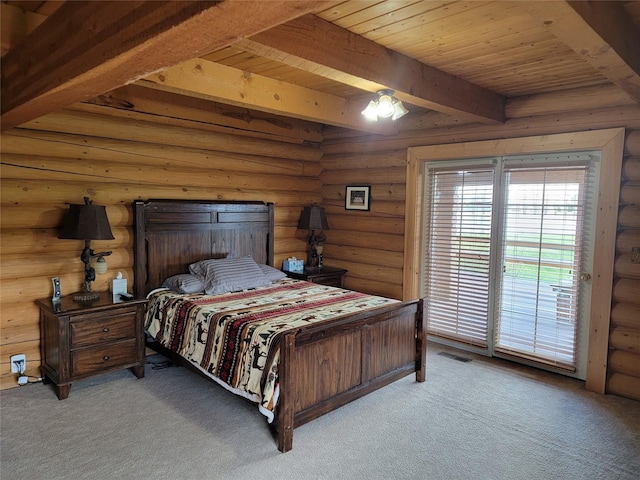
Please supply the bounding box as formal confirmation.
[197,257,272,295]
[161,274,204,294]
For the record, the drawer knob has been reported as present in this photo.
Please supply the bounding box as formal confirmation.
[102,327,110,333]
[103,355,110,361]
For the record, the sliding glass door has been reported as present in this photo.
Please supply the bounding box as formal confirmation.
[423,153,598,378]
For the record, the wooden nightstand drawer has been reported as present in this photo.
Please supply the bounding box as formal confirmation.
[71,309,137,348]
[71,340,138,377]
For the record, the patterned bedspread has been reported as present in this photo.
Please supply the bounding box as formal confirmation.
[145,278,398,422]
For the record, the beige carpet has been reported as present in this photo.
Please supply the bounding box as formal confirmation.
[1,343,639,480]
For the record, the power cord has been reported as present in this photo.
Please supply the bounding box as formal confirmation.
[13,359,43,386]
[18,375,44,386]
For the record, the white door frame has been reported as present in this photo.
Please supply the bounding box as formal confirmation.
[404,128,624,393]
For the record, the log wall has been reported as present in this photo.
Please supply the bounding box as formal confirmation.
[0,101,323,389]
[2,83,639,402]
[320,84,640,401]
[607,136,640,401]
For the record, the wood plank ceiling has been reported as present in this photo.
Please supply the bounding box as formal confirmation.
[2,1,640,134]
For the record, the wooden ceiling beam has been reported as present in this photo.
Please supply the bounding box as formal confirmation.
[1,0,335,131]
[87,84,325,144]
[139,58,397,135]
[235,14,506,124]
[0,3,47,55]
[526,1,640,101]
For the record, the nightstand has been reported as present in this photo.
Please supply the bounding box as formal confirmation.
[36,293,147,399]
[284,266,347,288]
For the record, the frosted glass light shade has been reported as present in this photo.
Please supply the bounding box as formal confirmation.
[94,256,108,275]
[376,94,395,118]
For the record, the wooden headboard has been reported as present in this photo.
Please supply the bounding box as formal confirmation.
[133,200,274,297]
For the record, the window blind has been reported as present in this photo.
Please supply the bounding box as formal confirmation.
[423,166,495,347]
[494,160,593,370]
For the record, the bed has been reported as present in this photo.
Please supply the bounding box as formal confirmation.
[133,199,426,452]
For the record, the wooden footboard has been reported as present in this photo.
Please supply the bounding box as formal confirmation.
[277,299,426,452]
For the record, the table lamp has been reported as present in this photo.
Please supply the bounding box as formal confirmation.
[58,197,114,302]
[297,204,329,270]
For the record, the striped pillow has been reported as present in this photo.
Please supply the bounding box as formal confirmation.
[194,257,271,295]
[259,263,287,282]
[188,255,228,277]
[161,274,204,294]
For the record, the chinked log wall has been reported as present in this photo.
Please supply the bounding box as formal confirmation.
[1,84,639,400]
[320,84,640,401]
[0,102,323,389]
[608,133,640,401]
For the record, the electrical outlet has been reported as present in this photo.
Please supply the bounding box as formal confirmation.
[11,354,26,374]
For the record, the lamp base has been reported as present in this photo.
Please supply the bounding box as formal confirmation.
[73,291,100,303]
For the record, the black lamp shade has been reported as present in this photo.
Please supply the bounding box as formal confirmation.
[297,205,329,231]
[58,199,114,240]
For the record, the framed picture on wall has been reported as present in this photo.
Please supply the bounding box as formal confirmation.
[345,185,371,211]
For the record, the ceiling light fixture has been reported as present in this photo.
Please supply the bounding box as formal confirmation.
[361,89,408,121]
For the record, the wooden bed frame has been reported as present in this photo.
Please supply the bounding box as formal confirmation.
[133,199,426,452]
